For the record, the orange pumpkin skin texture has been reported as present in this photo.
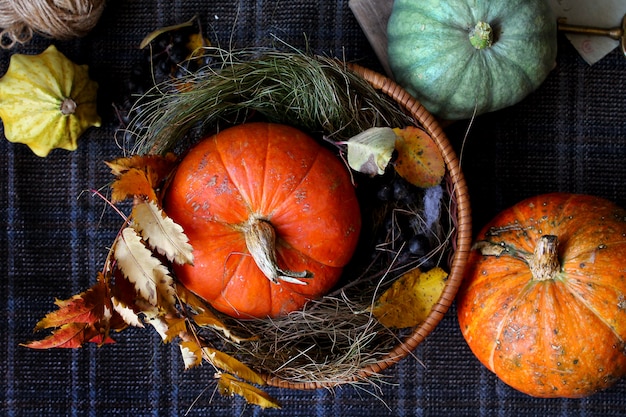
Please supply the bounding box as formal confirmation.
[164,123,361,318]
[457,193,626,398]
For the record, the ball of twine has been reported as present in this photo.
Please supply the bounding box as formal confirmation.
[0,0,106,48]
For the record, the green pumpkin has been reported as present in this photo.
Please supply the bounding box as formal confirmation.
[387,0,557,120]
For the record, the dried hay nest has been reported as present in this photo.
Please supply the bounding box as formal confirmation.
[123,48,472,390]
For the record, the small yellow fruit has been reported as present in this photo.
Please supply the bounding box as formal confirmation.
[0,45,101,157]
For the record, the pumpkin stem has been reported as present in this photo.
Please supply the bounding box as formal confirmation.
[243,217,313,285]
[60,98,77,115]
[529,235,560,281]
[469,21,493,50]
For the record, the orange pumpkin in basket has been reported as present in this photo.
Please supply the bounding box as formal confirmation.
[164,122,361,318]
[457,193,626,398]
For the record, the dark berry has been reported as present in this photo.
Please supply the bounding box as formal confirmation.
[377,184,393,201]
[392,179,409,201]
[408,235,429,256]
[169,45,188,64]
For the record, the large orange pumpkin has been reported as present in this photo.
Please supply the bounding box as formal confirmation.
[457,193,626,398]
[164,122,361,318]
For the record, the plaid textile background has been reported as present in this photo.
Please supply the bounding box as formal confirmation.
[2,1,626,416]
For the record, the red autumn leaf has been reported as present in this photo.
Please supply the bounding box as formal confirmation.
[23,275,118,349]
[393,126,445,188]
[24,323,115,349]
[33,278,109,331]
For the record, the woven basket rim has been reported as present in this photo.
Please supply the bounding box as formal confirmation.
[262,64,473,390]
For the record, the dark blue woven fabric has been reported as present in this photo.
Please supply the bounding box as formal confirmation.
[2,1,626,416]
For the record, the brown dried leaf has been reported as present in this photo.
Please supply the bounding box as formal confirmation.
[393,126,445,188]
[132,200,194,265]
[111,297,144,328]
[114,227,176,309]
[216,373,281,409]
[106,153,177,203]
[109,168,157,203]
[106,153,177,180]
[175,284,207,312]
[163,316,188,343]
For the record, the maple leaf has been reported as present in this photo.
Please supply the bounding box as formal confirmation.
[216,373,281,409]
[393,126,445,188]
[114,227,176,309]
[132,200,194,265]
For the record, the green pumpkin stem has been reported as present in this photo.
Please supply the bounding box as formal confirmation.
[529,235,560,281]
[469,21,493,49]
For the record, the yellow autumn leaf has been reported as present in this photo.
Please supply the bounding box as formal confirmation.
[187,33,211,60]
[162,316,188,343]
[139,16,197,49]
[203,347,265,385]
[372,267,448,328]
[216,373,281,409]
[191,309,257,344]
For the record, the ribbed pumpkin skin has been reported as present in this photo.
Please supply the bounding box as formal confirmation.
[387,0,557,120]
[164,123,361,318]
[0,45,101,157]
[457,193,626,398]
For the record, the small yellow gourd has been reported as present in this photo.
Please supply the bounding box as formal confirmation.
[0,45,101,157]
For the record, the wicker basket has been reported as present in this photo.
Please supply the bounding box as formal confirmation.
[121,54,473,392]
[261,64,473,389]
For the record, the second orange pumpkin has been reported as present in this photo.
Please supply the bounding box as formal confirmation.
[457,193,626,398]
